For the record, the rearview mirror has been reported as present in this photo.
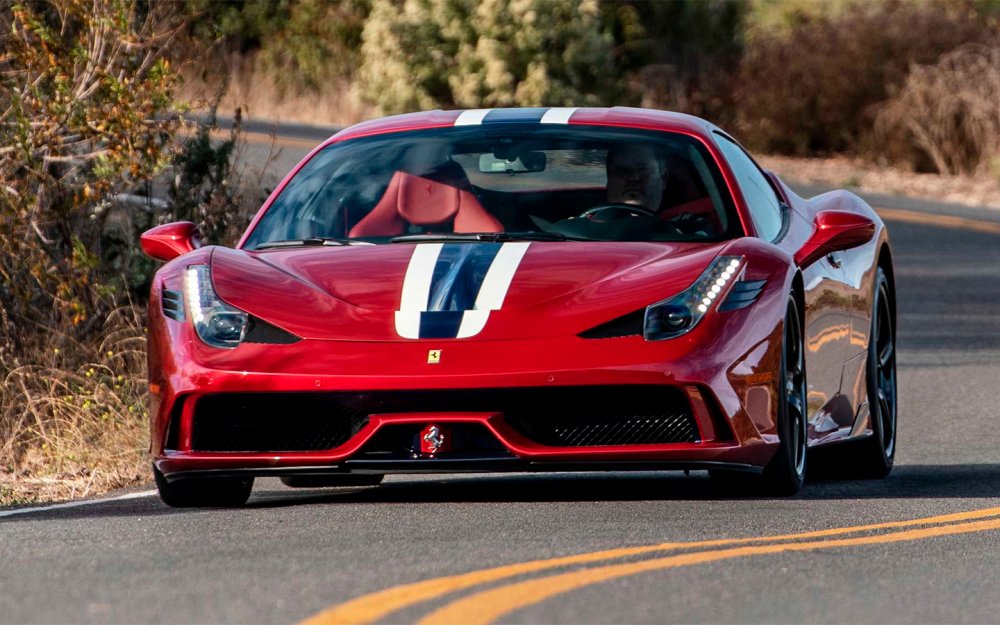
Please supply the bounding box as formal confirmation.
[479,151,546,174]
[140,221,201,262]
[794,211,875,268]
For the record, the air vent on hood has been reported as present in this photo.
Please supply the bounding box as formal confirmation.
[578,309,645,339]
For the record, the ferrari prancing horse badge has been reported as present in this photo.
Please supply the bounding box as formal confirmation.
[427,349,441,364]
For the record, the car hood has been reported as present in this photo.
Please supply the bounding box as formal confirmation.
[211,241,728,341]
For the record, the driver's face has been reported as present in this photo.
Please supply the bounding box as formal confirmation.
[606,146,666,211]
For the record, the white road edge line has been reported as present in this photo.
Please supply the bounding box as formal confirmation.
[0,489,157,519]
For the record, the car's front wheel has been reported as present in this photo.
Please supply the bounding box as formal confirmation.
[761,295,808,495]
[154,466,253,508]
[712,295,807,495]
[819,267,897,478]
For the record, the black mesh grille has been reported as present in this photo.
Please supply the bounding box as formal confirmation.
[512,412,698,447]
[192,393,368,452]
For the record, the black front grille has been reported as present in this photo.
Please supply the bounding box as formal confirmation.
[188,386,695,453]
[510,412,698,447]
[504,386,697,446]
[192,394,369,452]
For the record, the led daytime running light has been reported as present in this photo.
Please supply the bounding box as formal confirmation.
[183,264,248,349]
[644,256,744,341]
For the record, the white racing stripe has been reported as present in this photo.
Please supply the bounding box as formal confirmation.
[396,243,444,339]
[0,489,157,519]
[539,107,578,124]
[457,242,530,338]
[453,109,492,126]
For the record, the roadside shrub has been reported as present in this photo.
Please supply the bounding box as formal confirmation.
[0,0,184,502]
[359,0,626,114]
[0,0,183,350]
[877,44,1000,175]
[736,0,997,155]
[167,109,267,248]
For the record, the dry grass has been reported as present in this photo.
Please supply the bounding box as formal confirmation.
[877,44,1000,176]
[177,53,375,127]
[0,306,149,507]
[759,154,1000,210]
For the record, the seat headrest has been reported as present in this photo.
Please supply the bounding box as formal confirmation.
[395,172,460,225]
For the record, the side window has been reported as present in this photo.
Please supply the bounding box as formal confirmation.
[714,135,783,241]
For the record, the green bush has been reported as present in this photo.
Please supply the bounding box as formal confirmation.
[359,0,627,114]
[185,0,370,92]
[0,0,182,347]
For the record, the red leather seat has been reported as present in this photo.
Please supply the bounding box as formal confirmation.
[349,171,503,238]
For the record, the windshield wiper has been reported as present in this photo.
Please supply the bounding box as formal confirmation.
[390,231,574,244]
[254,237,373,250]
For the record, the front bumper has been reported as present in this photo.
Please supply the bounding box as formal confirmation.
[150,317,783,479]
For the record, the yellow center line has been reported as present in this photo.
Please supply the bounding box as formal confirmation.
[299,505,1000,625]
[875,206,1000,234]
[420,516,1000,625]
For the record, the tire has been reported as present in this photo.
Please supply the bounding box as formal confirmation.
[845,267,897,478]
[710,295,807,495]
[154,466,253,508]
[760,295,808,495]
[280,474,384,488]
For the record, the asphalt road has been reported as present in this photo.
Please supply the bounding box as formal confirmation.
[4,122,1000,625]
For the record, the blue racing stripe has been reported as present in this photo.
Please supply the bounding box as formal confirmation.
[426,243,502,313]
[418,311,465,339]
[481,108,549,124]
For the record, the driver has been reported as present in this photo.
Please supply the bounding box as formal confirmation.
[605,145,717,236]
[605,144,668,212]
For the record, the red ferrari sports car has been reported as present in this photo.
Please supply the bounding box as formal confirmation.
[141,107,896,507]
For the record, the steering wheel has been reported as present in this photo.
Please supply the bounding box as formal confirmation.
[576,203,658,221]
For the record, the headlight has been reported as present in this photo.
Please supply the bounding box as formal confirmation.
[643,256,743,341]
[183,265,248,349]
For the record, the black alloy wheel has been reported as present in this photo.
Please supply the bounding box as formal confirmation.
[712,294,807,495]
[761,295,808,495]
[854,267,897,477]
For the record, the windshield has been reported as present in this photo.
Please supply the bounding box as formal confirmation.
[242,125,740,249]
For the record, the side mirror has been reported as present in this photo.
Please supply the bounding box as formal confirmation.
[794,211,875,268]
[140,221,201,262]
